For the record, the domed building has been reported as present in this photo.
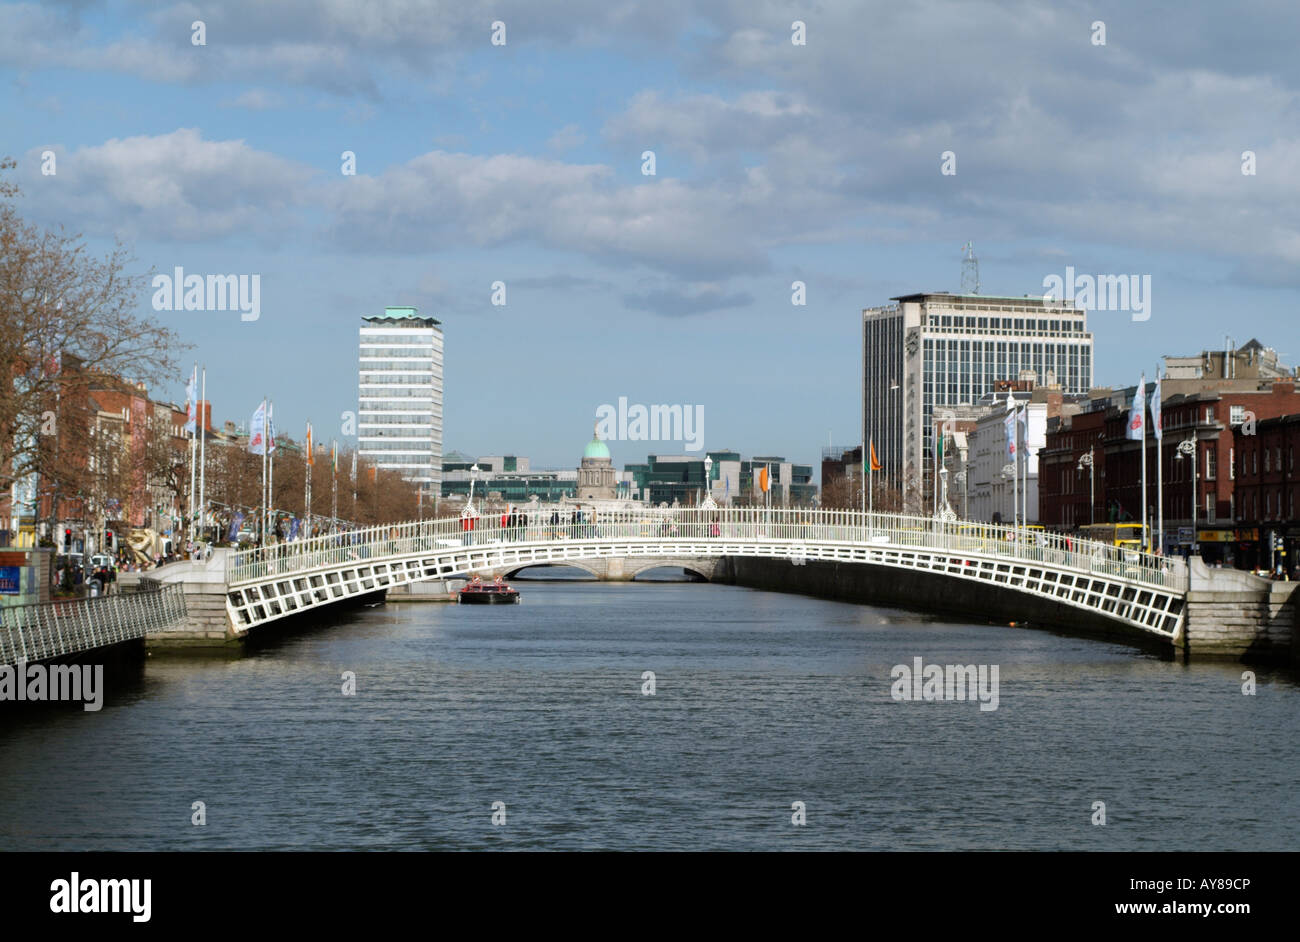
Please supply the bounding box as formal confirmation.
[577,424,618,500]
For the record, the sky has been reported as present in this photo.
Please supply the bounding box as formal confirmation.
[3,0,1298,475]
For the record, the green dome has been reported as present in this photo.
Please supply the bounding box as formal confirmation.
[583,429,610,460]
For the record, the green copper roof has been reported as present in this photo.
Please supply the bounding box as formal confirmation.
[361,305,442,326]
[583,429,610,460]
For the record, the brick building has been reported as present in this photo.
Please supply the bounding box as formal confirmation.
[1233,414,1300,574]
[1040,379,1300,562]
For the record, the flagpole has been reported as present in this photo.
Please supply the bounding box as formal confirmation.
[868,441,874,517]
[268,401,274,541]
[261,396,268,545]
[188,363,197,544]
[1140,375,1149,553]
[860,315,867,515]
[1022,405,1029,526]
[331,440,338,532]
[198,367,206,546]
[305,421,312,540]
[1013,436,1019,532]
[1155,367,1163,555]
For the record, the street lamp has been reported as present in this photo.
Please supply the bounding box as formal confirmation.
[1000,463,1017,530]
[467,464,480,515]
[1175,438,1197,554]
[1077,449,1095,526]
[700,455,718,513]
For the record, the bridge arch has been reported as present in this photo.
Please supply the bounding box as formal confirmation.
[220,509,1189,644]
[502,561,601,580]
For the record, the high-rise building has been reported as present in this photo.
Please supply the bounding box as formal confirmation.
[358,306,443,500]
[862,292,1093,513]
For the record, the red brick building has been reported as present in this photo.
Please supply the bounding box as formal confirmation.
[1040,379,1300,561]
[1233,414,1300,574]
[1040,400,1108,529]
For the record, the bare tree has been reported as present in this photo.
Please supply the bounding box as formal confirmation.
[0,157,183,493]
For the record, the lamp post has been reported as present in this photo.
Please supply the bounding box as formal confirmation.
[1176,438,1196,554]
[1077,449,1095,526]
[468,464,480,515]
[701,455,717,514]
[1000,463,1016,531]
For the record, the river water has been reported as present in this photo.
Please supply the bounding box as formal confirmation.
[2,574,1297,850]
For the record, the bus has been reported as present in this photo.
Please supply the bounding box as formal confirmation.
[1079,523,1143,549]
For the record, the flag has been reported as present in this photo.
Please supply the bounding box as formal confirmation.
[227,512,245,542]
[351,449,357,483]
[1005,411,1017,459]
[1151,373,1163,441]
[288,517,301,540]
[759,465,770,492]
[937,431,945,466]
[248,401,268,454]
[869,440,882,472]
[306,422,313,465]
[1127,375,1146,441]
[184,365,197,434]
[331,440,338,474]
[369,465,377,482]
[267,402,277,454]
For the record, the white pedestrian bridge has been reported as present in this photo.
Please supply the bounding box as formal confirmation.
[223,508,1189,642]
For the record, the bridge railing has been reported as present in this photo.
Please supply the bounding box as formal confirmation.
[0,583,188,667]
[227,508,1187,592]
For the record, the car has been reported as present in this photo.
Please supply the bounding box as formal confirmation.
[89,553,113,570]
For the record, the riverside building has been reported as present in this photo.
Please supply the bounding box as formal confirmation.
[862,292,1093,513]
[358,307,444,501]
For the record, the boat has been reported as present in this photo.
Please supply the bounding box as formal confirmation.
[458,575,521,604]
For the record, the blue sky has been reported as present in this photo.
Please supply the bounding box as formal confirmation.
[4,0,1298,473]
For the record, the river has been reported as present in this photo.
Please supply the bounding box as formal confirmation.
[2,573,1296,850]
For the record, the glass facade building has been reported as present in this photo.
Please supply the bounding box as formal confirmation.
[863,293,1092,513]
[358,307,443,498]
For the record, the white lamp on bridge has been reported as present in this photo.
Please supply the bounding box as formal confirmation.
[700,455,717,511]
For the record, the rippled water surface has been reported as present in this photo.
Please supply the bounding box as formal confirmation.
[2,576,1297,850]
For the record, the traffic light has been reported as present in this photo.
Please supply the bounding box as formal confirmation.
[105,530,114,551]
[63,528,72,549]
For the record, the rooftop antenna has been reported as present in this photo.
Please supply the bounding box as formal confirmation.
[961,241,980,294]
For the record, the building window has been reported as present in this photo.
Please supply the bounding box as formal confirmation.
[1205,449,1216,481]
[1204,405,1214,423]
[1265,449,1270,473]
[1206,495,1215,523]
[1230,404,1246,425]
[1229,446,1234,480]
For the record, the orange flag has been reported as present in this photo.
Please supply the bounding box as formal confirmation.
[759,465,770,492]
[306,422,313,465]
[870,439,882,472]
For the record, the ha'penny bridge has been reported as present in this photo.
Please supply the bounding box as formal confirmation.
[4,508,1296,666]
[205,509,1191,645]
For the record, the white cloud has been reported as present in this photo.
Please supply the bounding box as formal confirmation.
[22,129,315,242]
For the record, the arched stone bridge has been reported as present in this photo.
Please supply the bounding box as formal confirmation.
[495,555,720,581]
[211,508,1190,645]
